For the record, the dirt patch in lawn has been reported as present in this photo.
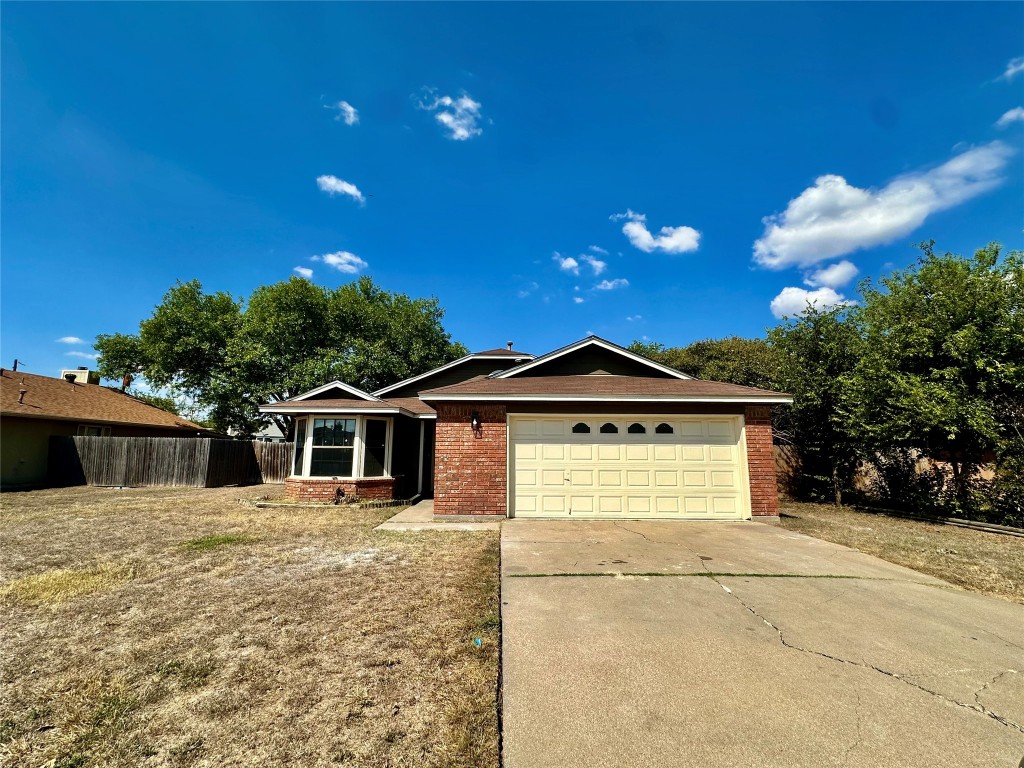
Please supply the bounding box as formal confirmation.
[0,485,500,767]
[779,502,1024,604]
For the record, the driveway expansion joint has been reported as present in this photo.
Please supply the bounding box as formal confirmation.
[712,575,1024,734]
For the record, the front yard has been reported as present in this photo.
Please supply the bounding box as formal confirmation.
[0,486,500,768]
[779,501,1024,604]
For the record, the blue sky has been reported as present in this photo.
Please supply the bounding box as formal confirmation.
[3,2,1022,378]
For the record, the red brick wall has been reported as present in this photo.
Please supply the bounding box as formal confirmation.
[434,403,507,516]
[745,406,780,516]
[284,477,395,502]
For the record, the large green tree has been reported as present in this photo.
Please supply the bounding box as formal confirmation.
[628,337,782,390]
[768,305,863,505]
[845,241,1024,511]
[96,276,467,436]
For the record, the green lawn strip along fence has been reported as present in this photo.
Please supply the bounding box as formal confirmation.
[48,437,293,488]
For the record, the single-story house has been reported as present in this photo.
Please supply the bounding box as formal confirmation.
[262,336,792,519]
[1,367,212,489]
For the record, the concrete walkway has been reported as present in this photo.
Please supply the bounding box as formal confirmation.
[374,500,501,531]
[500,520,1024,768]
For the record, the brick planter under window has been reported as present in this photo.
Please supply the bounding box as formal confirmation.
[284,477,396,503]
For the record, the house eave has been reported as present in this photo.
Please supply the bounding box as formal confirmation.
[418,394,794,404]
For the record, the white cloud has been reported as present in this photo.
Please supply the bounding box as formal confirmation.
[418,90,483,141]
[293,266,314,278]
[312,251,368,274]
[595,278,629,291]
[753,141,1015,269]
[770,286,854,319]
[996,107,1024,128]
[610,210,701,254]
[56,336,85,344]
[1000,56,1024,81]
[573,297,585,304]
[327,100,359,125]
[625,314,642,322]
[553,253,579,275]
[316,175,365,204]
[517,281,539,299]
[804,260,858,289]
[66,350,99,360]
[581,254,606,275]
[588,245,608,255]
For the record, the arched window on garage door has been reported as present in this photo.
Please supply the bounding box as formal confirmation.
[628,423,646,434]
[600,422,618,434]
[572,422,591,434]
[656,422,674,434]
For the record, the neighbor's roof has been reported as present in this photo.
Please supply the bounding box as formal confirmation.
[475,348,533,356]
[0,370,210,431]
[420,375,792,403]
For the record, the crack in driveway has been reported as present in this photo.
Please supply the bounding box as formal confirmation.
[708,574,1024,734]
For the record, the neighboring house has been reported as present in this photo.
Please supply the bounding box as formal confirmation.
[1,367,212,489]
[262,336,793,519]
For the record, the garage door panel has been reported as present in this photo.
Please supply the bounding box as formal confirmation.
[510,415,749,520]
[681,445,705,462]
[625,444,649,460]
[654,445,676,461]
[626,470,650,486]
[709,445,733,462]
[540,469,565,487]
[570,444,593,461]
[683,470,707,486]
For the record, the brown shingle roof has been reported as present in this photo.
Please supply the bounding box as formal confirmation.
[1,370,210,431]
[420,375,791,401]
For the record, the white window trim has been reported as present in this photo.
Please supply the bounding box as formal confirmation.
[291,415,394,480]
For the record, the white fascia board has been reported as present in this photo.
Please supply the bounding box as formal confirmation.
[493,337,691,380]
[419,393,793,404]
[372,354,535,396]
[289,380,382,402]
[259,405,407,416]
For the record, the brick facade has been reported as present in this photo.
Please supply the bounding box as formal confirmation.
[284,476,395,503]
[433,403,507,516]
[744,405,780,516]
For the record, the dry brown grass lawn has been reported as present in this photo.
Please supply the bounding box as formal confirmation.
[779,501,1024,604]
[0,486,500,767]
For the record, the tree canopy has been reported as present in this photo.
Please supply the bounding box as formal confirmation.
[96,276,468,436]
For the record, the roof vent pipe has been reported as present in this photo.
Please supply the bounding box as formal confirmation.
[506,341,513,351]
[18,389,27,404]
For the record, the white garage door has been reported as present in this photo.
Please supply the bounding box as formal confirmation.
[510,415,750,520]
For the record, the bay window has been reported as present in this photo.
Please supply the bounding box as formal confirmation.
[291,415,392,479]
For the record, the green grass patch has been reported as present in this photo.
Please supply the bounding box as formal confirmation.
[178,533,253,552]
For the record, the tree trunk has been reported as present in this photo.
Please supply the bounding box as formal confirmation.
[832,464,843,507]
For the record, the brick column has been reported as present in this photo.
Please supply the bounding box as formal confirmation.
[434,403,507,516]
[745,405,779,517]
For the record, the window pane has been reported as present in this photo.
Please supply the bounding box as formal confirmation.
[628,423,646,434]
[337,419,356,447]
[311,447,353,477]
[294,419,307,474]
[600,423,618,434]
[313,419,329,446]
[572,422,590,434]
[656,423,673,434]
[363,419,387,477]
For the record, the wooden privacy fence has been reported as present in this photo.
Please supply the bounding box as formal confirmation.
[49,437,294,488]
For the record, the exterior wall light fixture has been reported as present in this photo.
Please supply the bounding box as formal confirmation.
[470,411,481,430]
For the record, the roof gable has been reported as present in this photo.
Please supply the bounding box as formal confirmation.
[494,337,690,380]
[290,381,381,402]
[373,352,534,398]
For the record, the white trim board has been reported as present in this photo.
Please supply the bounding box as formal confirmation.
[420,394,793,404]
[373,353,535,396]
[492,336,692,380]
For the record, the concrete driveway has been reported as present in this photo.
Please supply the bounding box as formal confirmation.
[500,520,1024,768]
